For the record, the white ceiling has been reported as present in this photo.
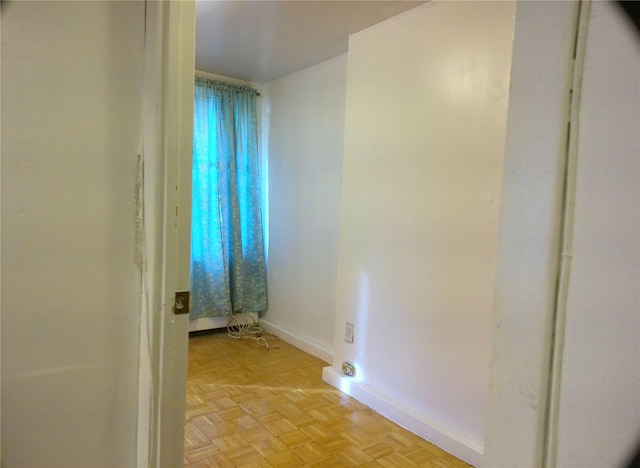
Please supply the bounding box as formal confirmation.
[195,1,426,83]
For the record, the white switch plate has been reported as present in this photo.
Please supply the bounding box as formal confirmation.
[345,323,354,343]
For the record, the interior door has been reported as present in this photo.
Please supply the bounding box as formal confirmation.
[142,1,195,467]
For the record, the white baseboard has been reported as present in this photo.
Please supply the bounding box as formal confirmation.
[322,366,483,467]
[258,318,333,364]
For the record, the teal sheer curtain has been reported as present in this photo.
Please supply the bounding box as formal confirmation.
[190,77,267,319]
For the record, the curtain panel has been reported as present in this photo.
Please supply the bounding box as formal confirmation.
[191,77,268,319]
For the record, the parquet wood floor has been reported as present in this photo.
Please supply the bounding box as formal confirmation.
[184,330,471,468]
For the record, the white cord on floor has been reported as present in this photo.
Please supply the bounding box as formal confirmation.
[227,312,269,349]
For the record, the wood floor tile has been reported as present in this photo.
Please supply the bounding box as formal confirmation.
[358,441,395,460]
[265,449,307,467]
[184,330,471,467]
[237,427,274,445]
[300,423,336,441]
[258,414,299,437]
[224,445,267,467]
[185,443,221,463]
[251,437,289,458]
[189,453,235,468]
[308,456,350,467]
[332,445,374,466]
[212,433,250,453]
[292,441,332,464]
[339,427,377,447]
[276,429,312,448]
[376,452,418,467]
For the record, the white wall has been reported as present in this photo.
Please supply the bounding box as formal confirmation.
[262,55,347,361]
[327,2,515,464]
[2,2,143,466]
[556,3,640,466]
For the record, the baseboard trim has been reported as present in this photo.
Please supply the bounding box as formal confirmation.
[258,319,333,364]
[322,366,483,467]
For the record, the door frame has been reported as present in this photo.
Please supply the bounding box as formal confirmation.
[140,1,195,467]
[482,1,589,466]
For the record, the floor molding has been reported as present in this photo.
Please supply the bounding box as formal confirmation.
[258,318,333,364]
[322,366,483,467]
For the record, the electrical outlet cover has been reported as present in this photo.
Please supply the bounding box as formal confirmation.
[345,323,354,343]
[342,362,355,376]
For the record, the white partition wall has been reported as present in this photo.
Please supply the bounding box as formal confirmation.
[263,55,348,361]
[2,2,144,466]
[326,2,515,464]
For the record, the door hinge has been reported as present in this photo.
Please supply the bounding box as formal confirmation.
[173,291,190,315]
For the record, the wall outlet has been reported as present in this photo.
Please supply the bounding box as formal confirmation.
[342,362,356,376]
[345,323,354,343]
